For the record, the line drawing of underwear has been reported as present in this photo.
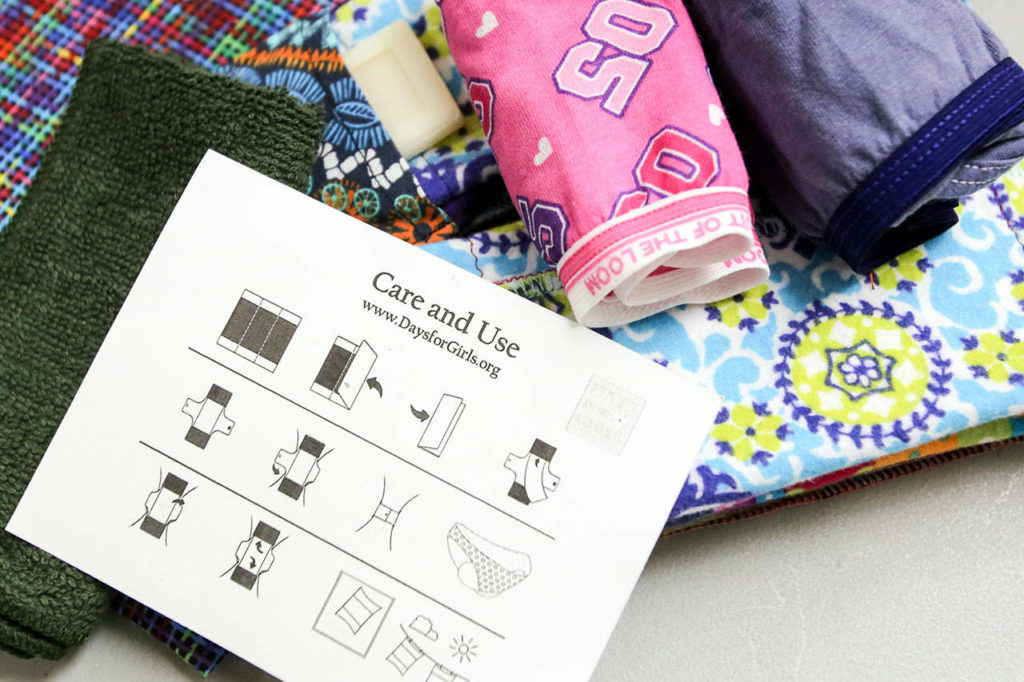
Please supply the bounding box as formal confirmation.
[182,384,235,449]
[446,523,531,597]
[310,335,378,409]
[131,470,192,544]
[217,289,301,372]
[271,434,329,502]
[356,476,419,551]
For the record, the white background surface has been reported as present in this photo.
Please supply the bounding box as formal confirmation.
[3,2,1024,680]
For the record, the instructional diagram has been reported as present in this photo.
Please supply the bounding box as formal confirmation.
[416,394,465,457]
[311,336,379,409]
[566,376,646,455]
[132,471,192,543]
[272,434,329,502]
[182,384,235,449]
[386,614,470,681]
[503,439,560,506]
[225,520,285,594]
[447,523,531,598]
[449,635,478,665]
[7,154,724,682]
[355,476,419,551]
[218,289,300,372]
[314,570,394,657]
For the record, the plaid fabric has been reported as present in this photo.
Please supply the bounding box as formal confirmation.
[0,0,325,233]
[114,595,226,675]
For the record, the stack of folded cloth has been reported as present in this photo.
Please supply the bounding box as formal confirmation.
[431,0,1024,529]
[1,0,494,670]
[424,166,1024,533]
[440,0,1024,323]
[442,0,769,327]
[4,0,1024,676]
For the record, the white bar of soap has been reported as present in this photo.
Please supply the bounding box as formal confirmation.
[345,20,463,158]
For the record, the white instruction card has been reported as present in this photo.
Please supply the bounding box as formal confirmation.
[8,151,720,681]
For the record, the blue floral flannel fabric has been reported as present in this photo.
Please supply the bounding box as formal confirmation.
[422,163,1024,531]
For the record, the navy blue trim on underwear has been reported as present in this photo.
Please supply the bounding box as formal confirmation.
[828,57,1024,274]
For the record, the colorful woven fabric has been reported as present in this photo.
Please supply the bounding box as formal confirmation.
[0,38,321,660]
[114,595,225,676]
[422,161,1024,533]
[331,0,505,208]
[0,0,325,235]
[225,12,458,244]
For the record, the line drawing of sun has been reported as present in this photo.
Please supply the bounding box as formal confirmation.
[449,634,478,663]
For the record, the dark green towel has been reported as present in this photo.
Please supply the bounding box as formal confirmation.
[0,39,322,660]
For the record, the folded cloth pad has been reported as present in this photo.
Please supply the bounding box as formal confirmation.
[683,0,1024,274]
[0,39,321,659]
[440,0,769,327]
[423,159,1024,533]
[0,0,326,235]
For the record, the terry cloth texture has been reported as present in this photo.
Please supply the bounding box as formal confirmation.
[422,159,1024,534]
[441,0,768,327]
[0,0,326,235]
[683,0,1024,273]
[0,39,322,660]
[224,11,459,244]
[331,0,513,221]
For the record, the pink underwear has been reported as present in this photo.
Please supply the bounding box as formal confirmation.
[440,0,768,326]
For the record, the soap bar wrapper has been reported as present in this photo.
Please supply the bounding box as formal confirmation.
[440,0,768,327]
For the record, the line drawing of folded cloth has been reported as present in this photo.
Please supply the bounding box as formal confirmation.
[310,336,377,409]
[272,435,327,501]
[217,289,301,372]
[418,394,465,456]
[182,384,235,449]
[504,439,560,505]
[135,473,190,541]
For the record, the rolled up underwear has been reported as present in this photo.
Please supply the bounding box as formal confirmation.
[684,0,1024,274]
[439,0,768,327]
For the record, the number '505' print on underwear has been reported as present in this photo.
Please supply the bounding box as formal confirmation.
[517,197,569,265]
[611,126,722,219]
[468,78,496,141]
[553,0,678,117]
